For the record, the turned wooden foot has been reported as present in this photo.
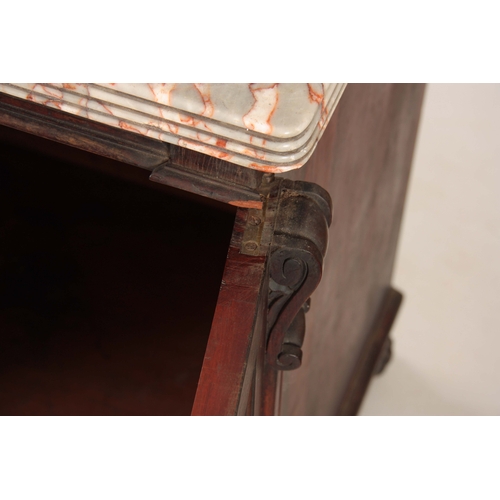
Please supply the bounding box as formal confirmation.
[374,337,393,375]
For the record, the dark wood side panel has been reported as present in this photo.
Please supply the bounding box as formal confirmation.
[280,84,425,415]
[337,287,403,415]
[191,208,268,416]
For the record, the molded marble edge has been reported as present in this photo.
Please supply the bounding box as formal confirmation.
[0,83,347,172]
[4,83,337,155]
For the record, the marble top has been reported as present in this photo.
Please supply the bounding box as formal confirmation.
[0,83,346,172]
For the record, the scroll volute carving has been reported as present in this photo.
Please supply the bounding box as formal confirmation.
[266,180,332,371]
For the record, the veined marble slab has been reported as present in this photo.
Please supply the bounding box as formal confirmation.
[0,83,346,172]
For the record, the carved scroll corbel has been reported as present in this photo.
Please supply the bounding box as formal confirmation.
[265,179,332,371]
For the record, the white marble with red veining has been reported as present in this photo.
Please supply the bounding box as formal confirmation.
[0,83,346,172]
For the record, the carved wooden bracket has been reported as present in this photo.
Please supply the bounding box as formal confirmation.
[241,177,332,371]
[266,179,332,370]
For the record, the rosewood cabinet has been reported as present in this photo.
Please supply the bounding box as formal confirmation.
[0,84,425,415]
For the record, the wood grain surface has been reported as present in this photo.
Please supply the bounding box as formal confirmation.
[0,84,425,415]
[337,287,403,415]
[191,208,268,416]
[280,84,426,415]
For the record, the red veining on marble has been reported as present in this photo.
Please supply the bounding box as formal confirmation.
[243,147,266,160]
[77,98,89,115]
[33,84,63,100]
[194,84,214,118]
[248,162,288,173]
[196,132,212,143]
[118,121,147,135]
[307,83,328,129]
[157,107,179,135]
[24,85,62,110]
[46,100,63,110]
[178,139,233,160]
[249,136,267,147]
[179,113,198,126]
[26,93,62,111]
[148,83,177,106]
[0,82,345,173]
[201,121,212,133]
[179,112,198,129]
[74,84,92,118]
[167,123,179,134]
[228,200,264,209]
[148,84,212,130]
[242,83,279,135]
[307,83,323,104]
[97,101,114,116]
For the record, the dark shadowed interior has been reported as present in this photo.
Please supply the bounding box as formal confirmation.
[0,126,236,415]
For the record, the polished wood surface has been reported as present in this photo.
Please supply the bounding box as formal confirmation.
[282,84,425,415]
[0,84,425,415]
[337,287,403,415]
[192,208,268,416]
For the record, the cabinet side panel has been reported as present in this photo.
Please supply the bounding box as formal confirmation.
[192,208,267,416]
[280,84,426,415]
